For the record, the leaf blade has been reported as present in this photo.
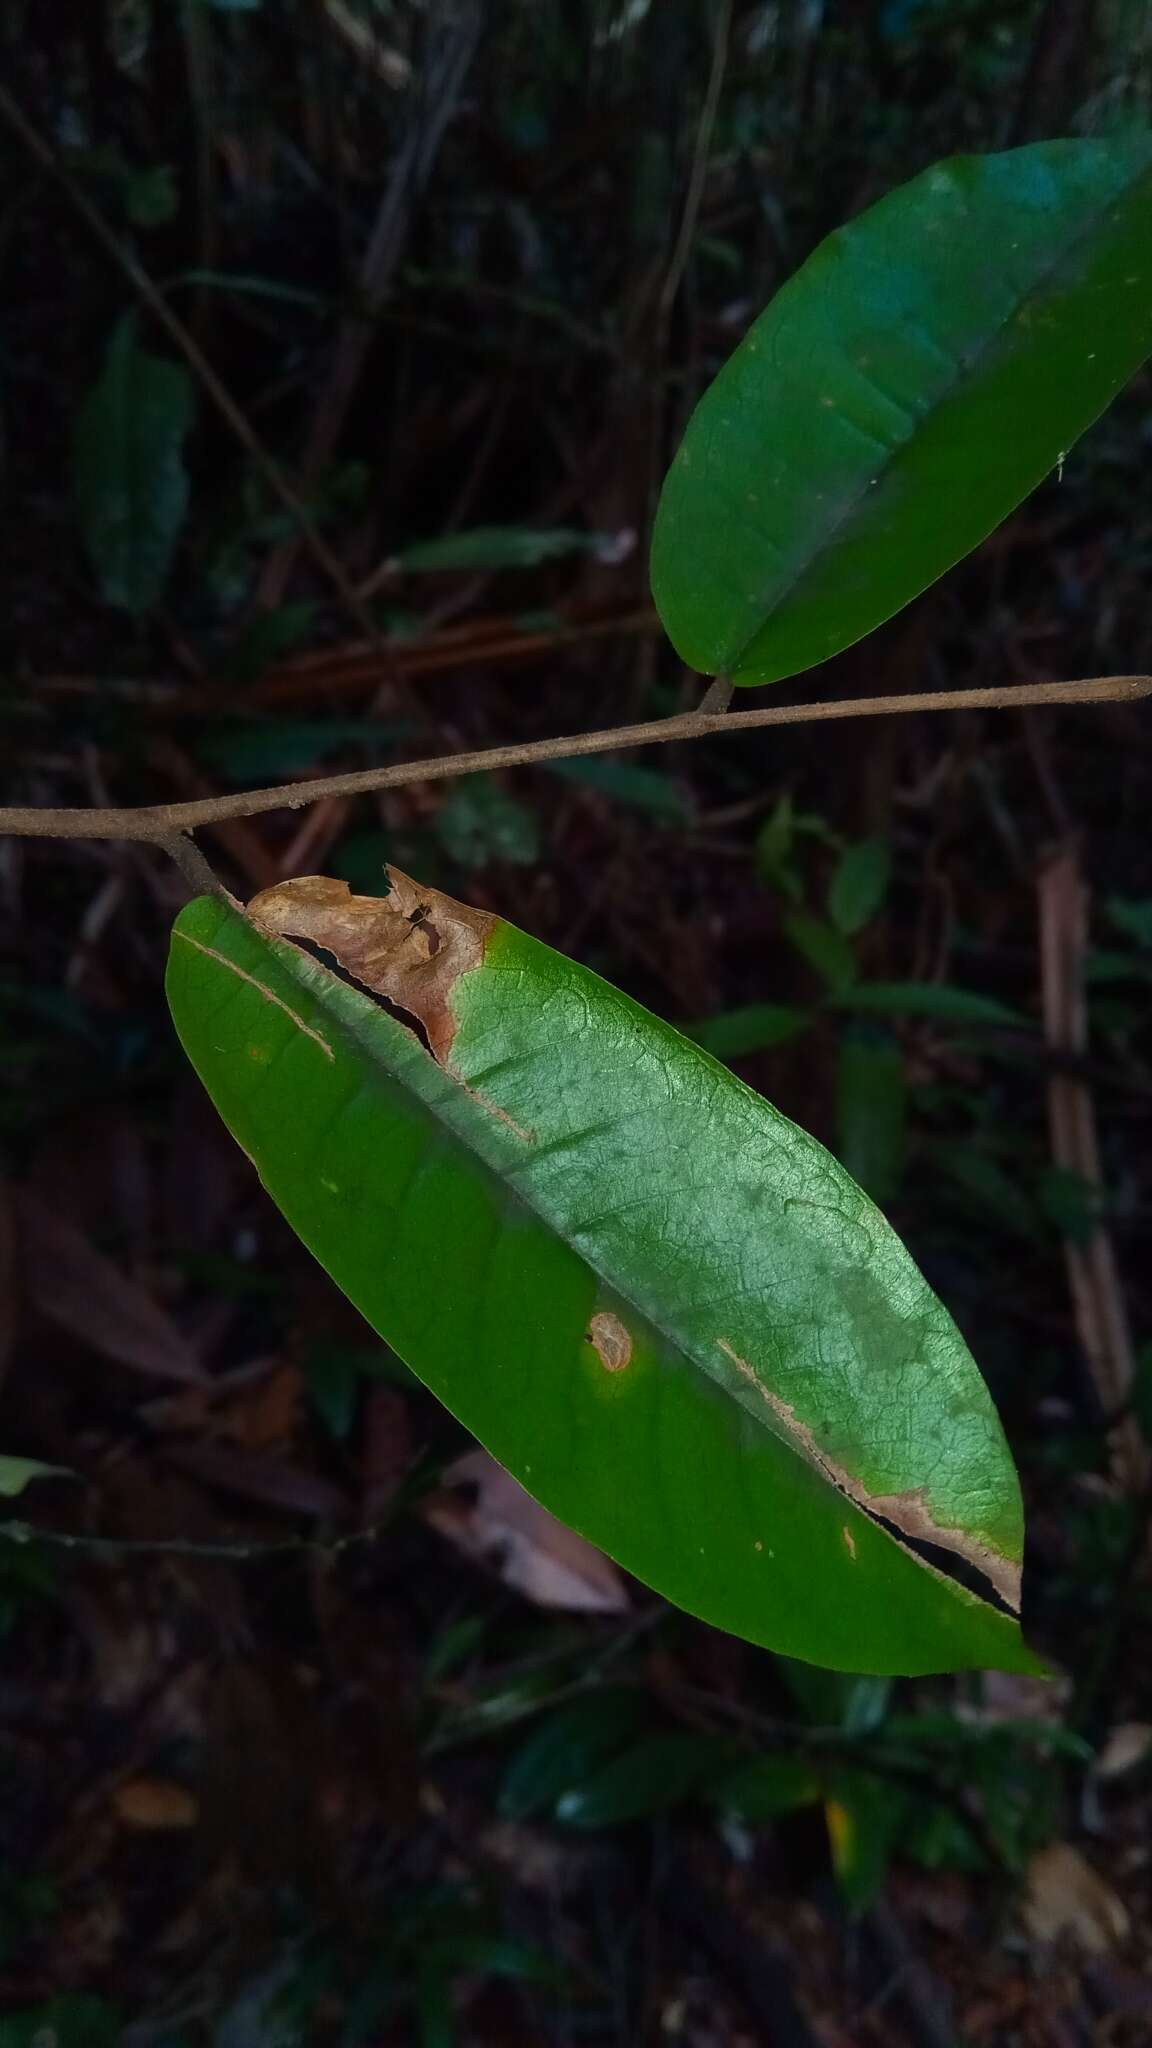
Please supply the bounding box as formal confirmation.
[72,317,194,615]
[651,138,1152,686]
[166,875,1039,1676]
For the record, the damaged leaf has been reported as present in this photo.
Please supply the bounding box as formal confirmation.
[166,870,1040,1675]
[651,136,1152,686]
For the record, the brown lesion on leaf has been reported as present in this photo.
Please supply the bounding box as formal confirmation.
[714,1337,1021,1614]
[247,872,534,1140]
[843,1526,857,1559]
[248,869,494,1065]
[586,1312,632,1373]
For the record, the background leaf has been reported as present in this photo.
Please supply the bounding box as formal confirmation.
[828,838,892,934]
[836,1026,907,1205]
[682,1002,810,1060]
[555,1731,727,1828]
[0,1455,69,1499]
[498,1690,647,1821]
[651,137,1152,686]
[389,525,613,573]
[434,778,540,867]
[72,316,194,615]
[835,982,1023,1025]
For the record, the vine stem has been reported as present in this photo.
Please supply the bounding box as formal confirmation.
[0,675,1146,846]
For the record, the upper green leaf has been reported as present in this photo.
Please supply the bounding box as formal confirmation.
[73,316,195,615]
[651,137,1152,686]
[166,872,1041,1676]
[0,1455,69,1498]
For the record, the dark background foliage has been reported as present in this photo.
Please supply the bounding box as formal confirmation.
[1,2,1151,2041]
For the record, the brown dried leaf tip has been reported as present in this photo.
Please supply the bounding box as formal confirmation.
[247,868,495,1065]
[587,1312,632,1373]
[715,1337,1021,1614]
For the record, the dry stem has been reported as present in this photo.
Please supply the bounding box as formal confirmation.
[0,675,1146,847]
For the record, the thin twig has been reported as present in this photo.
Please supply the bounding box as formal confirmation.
[660,0,734,319]
[158,833,234,901]
[0,79,381,644]
[257,1,481,608]
[0,1516,392,1564]
[0,675,1146,844]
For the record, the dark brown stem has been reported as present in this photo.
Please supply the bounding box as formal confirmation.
[0,675,1146,846]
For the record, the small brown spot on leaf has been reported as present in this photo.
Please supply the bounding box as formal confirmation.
[587,1312,631,1373]
[843,1526,856,1559]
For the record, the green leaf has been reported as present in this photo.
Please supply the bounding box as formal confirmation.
[435,778,540,868]
[547,757,693,825]
[0,1456,69,1498]
[776,1656,892,1733]
[836,1027,907,1206]
[390,526,612,573]
[124,163,178,227]
[927,1142,1040,1243]
[499,1688,647,1821]
[712,1753,821,1821]
[651,138,1152,686]
[165,871,1040,1676]
[825,1767,907,1910]
[555,1731,727,1828]
[73,316,194,615]
[1,1995,120,2047]
[835,982,1022,1026]
[828,838,891,935]
[681,1003,810,1060]
[1106,896,1152,948]
[783,908,859,993]
[199,718,409,783]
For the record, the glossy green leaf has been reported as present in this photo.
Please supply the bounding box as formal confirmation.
[651,137,1152,686]
[165,871,1040,1676]
[73,315,194,615]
